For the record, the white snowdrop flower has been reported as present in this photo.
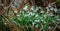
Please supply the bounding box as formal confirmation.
[23,6,28,10]
[33,13,35,15]
[48,4,51,7]
[46,7,50,11]
[32,13,35,15]
[37,20,40,22]
[54,8,57,12]
[36,7,39,10]
[41,20,44,22]
[14,11,18,13]
[4,7,7,9]
[35,14,38,17]
[30,6,34,10]
[39,7,42,9]
[22,11,24,14]
[35,25,38,28]
[48,26,51,29]
[29,12,32,14]
[34,10,37,12]
[31,7,34,10]
[44,21,46,23]
[46,7,49,9]
[23,13,25,15]
[34,20,37,22]
[17,15,20,17]
[36,8,38,11]
[36,7,39,9]
[32,22,35,26]
[28,13,31,16]
[24,15,27,17]
[27,11,30,13]
[57,19,60,20]
[4,23,7,25]
[44,15,46,18]
[39,7,44,11]
[50,7,54,10]
[50,14,54,16]
[41,11,44,13]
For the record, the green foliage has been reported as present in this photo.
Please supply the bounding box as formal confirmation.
[12,5,60,31]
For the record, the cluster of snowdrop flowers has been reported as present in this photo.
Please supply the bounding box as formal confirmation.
[25,12,35,17]
[30,6,39,12]
[47,13,54,16]
[46,4,58,13]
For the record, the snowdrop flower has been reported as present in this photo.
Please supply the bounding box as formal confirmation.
[23,6,28,10]
[44,15,46,18]
[37,20,40,22]
[4,23,7,25]
[39,7,44,11]
[32,13,35,16]
[4,7,7,9]
[30,6,34,10]
[24,15,27,17]
[34,20,38,22]
[17,14,20,17]
[50,7,54,10]
[46,7,49,9]
[35,14,38,17]
[35,25,38,28]
[48,26,51,29]
[41,20,44,22]
[48,4,51,7]
[54,8,57,12]
[41,11,44,13]
[34,10,37,12]
[12,6,16,8]
[28,12,35,16]
[32,22,35,25]
[14,11,18,13]
[39,7,42,9]
[57,19,60,20]
[36,7,39,10]
[29,12,32,14]
[44,21,46,23]
[46,7,50,12]
[27,13,31,16]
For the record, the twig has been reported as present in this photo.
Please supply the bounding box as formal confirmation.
[0,0,14,15]
[53,20,60,31]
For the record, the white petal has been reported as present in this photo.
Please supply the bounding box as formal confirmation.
[14,11,17,13]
